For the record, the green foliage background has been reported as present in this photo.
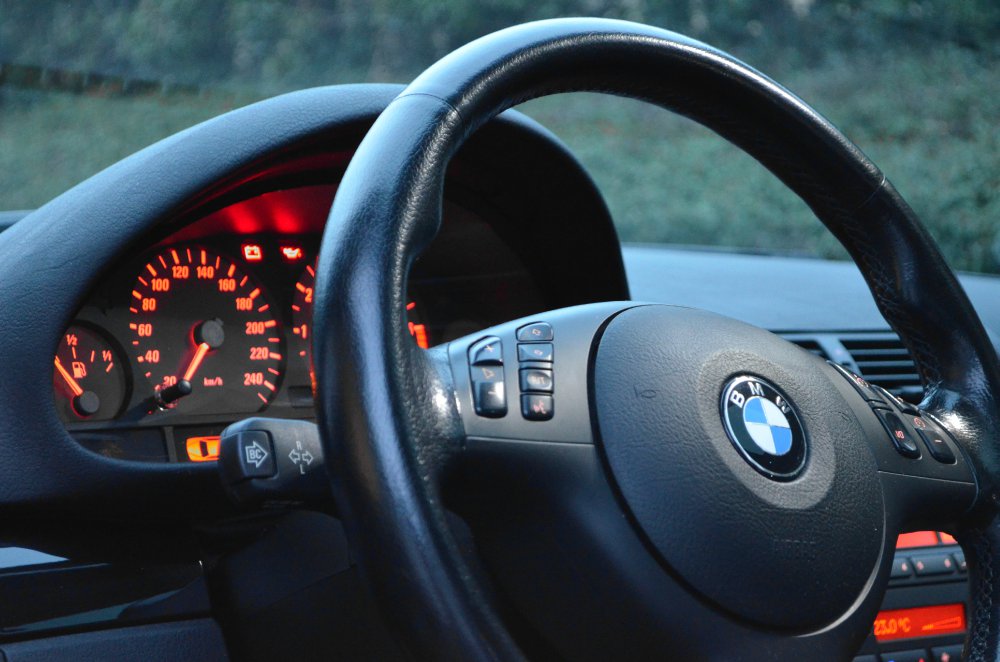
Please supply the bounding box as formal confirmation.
[2,0,997,272]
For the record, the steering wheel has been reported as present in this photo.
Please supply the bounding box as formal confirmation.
[313,18,1000,661]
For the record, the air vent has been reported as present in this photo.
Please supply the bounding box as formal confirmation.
[840,334,923,403]
[787,338,828,360]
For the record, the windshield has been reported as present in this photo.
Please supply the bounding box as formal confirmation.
[2,2,997,273]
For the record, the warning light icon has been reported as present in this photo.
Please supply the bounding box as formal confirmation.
[280,245,304,261]
[242,244,264,262]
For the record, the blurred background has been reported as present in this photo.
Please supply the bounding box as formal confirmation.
[2,1,997,272]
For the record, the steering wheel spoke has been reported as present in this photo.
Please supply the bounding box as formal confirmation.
[825,363,978,526]
[446,302,631,447]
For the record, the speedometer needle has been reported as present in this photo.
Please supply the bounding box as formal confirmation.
[183,342,211,382]
[156,319,225,407]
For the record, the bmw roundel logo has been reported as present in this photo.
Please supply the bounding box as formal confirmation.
[720,376,807,480]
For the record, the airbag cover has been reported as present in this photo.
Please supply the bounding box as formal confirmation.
[594,305,884,630]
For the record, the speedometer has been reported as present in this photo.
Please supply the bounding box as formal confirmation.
[129,246,285,414]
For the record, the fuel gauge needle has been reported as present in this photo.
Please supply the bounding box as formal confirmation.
[54,357,84,397]
[55,357,101,416]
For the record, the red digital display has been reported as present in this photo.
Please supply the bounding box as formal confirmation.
[873,603,965,642]
[897,531,944,549]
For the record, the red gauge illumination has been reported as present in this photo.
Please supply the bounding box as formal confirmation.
[290,262,429,379]
[407,301,430,349]
[130,246,285,414]
[53,323,128,422]
[281,245,304,261]
[242,243,263,262]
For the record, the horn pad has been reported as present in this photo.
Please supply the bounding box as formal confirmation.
[593,305,884,630]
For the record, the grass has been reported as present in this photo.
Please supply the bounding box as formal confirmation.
[2,44,997,274]
[518,44,1000,274]
[0,89,249,210]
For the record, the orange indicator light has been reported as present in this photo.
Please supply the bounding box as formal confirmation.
[281,245,304,261]
[242,244,264,262]
[186,436,220,462]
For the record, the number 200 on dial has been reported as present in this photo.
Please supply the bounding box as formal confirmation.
[129,246,284,414]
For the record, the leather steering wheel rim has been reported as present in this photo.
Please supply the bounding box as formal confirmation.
[313,18,1000,661]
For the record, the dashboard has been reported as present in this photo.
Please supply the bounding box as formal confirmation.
[32,199,1000,660]
[1,83,998,661]
[57,183,548,463]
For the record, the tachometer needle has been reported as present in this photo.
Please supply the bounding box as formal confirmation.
[54,357,84,397]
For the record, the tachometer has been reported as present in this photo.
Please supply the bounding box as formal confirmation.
[129,246,284,414]
[289,262,316,369]
[290,262,430,378]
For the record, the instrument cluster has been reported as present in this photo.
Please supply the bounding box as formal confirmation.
[55,184,544,463]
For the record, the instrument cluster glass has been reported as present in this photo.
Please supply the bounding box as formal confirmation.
[53,236,436,430]
[128,246,284,415]
[50,184,544,462]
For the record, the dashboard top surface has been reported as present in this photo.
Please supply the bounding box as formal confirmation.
[623,244,1000,336]
[6,205,1000,336]
[6,206,998,338]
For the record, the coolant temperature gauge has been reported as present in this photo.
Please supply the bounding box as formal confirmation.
[53,323,129,422]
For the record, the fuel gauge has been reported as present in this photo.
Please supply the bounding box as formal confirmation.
[53,323,129,422]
